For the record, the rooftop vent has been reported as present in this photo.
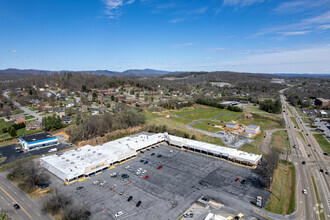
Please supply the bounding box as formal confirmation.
[77,156,80,158]
[72,154,75,156]
[81,158,84,160]
[93,151,96,153]
[88,149,91,151]
[62,157,65,160]
[71,162,74,164]
[66,159,69,162]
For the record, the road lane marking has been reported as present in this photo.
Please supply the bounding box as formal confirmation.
[0,185,32,218]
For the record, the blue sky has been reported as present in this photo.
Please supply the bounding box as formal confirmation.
[1,0,330,73]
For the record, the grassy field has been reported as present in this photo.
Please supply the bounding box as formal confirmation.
[183,109,241,121]
[239,131,264,155]
[271,130,290,154]
[191,123,223,133]
[311,176,326,220]
[244,105,266,113]
[313,134,330,155]
[238,116,284,130]
[28,107,39,111]
[166,107,207,115]
[202,120,225,126]
[265,161,295,215]
[296,131,307,144]
[143,111,225,146]
[290,117,300,129]
[0,214,10,220]
[171,117,192,125]
[25,115,36,120]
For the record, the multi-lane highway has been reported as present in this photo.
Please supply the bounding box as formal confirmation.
[280,92,330,220]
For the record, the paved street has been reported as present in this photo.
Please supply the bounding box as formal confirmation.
[0,172,53,220]
[3,92,42,121]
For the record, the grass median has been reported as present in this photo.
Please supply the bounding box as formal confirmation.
[311,176,326,220]
[290,117,300,130]
[265,160,295,215]
[313,134,330,155]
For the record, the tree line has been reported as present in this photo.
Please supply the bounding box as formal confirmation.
[259,99,282,114]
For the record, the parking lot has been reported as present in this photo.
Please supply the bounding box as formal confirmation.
[53,144,271,220]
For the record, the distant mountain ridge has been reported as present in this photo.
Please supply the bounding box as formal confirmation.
[0,68,171,78]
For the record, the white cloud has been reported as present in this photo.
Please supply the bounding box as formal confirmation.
[188,7,208,14]
[202,44,330,73]
[103,0,135,18]
[274,0,330,14]
[222,0,264,7]
[171,18,185,23]
[11,50,16,53]
[281,31,310,36]
[174,42,195,48]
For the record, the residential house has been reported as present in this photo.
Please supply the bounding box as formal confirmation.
[10,114,26,124]
[87,94,93,102]
[55,109,65,117]
[91,108,100,115]
[122,99,137,104]
[61,115,72,124]
[26,121,42,130]
[65,101,75,108]
[81,105,88,112]
[136,102,151,108]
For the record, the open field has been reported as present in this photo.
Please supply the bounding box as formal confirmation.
[183,109,241,121]
[170,117,192,125]
[166,107,207,115]
[50,144,271,220]
[302,117,313,124]
[313,134,330,155]
[271,130,290,154]
[202,120,225,126]
[265,161,295,215]
[143,111,225,146]
[238,116,284,130]
[191,123,222,133]
[290,117,300,129]
[239,131,264,155]
[244,105,266,113]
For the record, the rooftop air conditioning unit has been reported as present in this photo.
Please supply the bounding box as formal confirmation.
[62,157,65,159]
[72,154,75,156]
[81,158,84,160]
[98,153,101,155]
[71,162,74,164]
[66,159,69,162]
[93,151,96,153]
[77,156,80,158]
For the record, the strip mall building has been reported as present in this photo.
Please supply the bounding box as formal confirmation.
[40,133,262,182]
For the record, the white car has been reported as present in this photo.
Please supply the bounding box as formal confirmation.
[93,181,99,185]
[302,189,307,195]
[100,181,106,186]
[142,170,147,174]
[125,165,130,169]
[115,211,123,217]
[137,168,142,171]
[136,171,141,175]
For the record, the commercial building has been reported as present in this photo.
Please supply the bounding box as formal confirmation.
[315,98,330,108]
[226,120,238,129]
[41,133,262,182]
[245,125,260,134]
[19,132,59,151]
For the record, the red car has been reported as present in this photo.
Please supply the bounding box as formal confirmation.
[145,175,150,179]
[185,150,188,152]
[157,165,163,169]
[235,178,240,182]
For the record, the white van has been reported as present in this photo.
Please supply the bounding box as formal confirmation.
[48,148,58,153]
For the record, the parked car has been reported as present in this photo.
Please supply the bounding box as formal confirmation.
[241,179,246,184]
[151,153,155,156]
[140,160,144,163]
[127,196,133,201]
[142,170,147,174]
[302,161,306,165]
[119,191,124,195]
[115,211,123,217]
[157,165,163,169]
[320,169,324,172]
[324,152,329,156]
[122,174,129,179]
[125,165,130,169]
[157,155,162,158]
[302,189,307,195]
[136,201,142,207]
[235,178,240,182]
[13,204,20,210]
[76,186,84,190]
[145,175,150,179]
[100,181,106,186]
[48,148,57,153]
[144,161,149,165]
[93,181,99,185]
[184,213,194,218]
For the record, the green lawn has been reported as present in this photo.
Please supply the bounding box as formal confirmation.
[290,117,300,129]
[271,130,290,154]
[184,109,241,121]
[313,134,330,155]
[171,117,192,125]
[28,107,39,111]
[191,123,223,133]
[25,115,35,120]
[0,214,10,220]
[296,131,307,144]
[244,105,266,113]
[16,128,42,137]
[239,131,264,155]
[266,161,295,215]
